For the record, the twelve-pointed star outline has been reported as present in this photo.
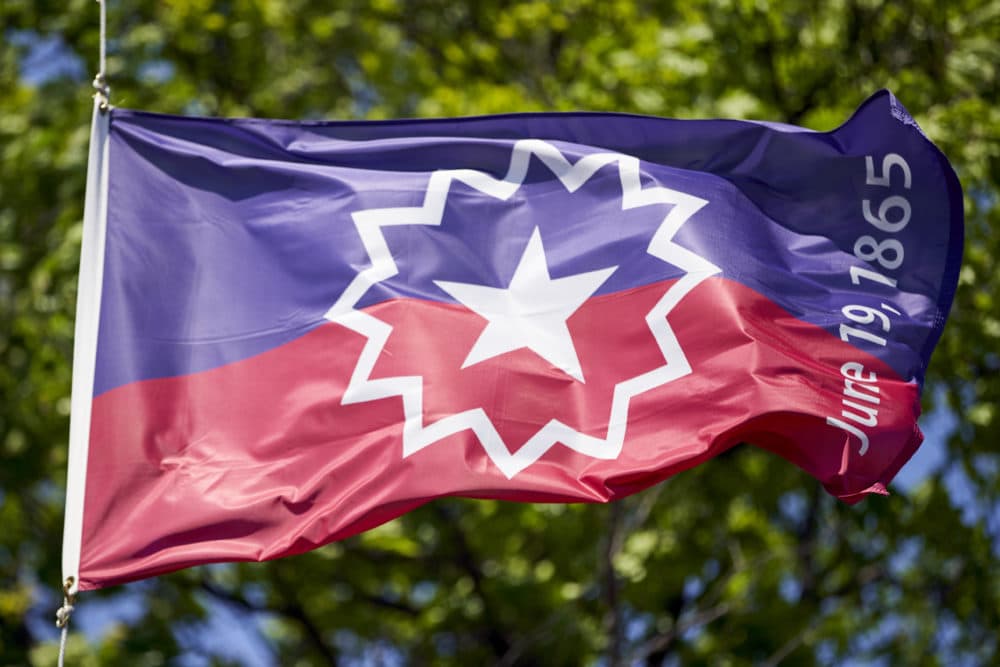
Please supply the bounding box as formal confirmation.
[324,139,720,478]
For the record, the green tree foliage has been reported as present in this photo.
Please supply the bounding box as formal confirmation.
[2,1,998,664]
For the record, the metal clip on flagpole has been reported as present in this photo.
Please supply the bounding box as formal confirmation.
[93,73,110,112]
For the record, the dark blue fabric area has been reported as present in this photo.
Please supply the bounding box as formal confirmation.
[94,92,962,395]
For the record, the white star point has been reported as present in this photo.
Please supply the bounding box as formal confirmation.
[434,228,616,382]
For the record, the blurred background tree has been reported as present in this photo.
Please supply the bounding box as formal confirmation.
[1,0,997,665]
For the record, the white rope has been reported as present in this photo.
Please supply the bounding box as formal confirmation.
[55,577,76,667]
[98,0,106,76]
[57,621,71,667]
[93,0,109,108]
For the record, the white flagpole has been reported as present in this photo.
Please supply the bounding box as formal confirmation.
[58,90,110,666]
[61,94,110,600]
[59,6,111,660]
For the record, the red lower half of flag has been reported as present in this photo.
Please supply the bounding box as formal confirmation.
[79,277,921,590]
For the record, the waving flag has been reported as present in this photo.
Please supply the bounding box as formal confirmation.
[63,92,962,592]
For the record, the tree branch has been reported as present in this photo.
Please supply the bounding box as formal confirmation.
[272,566,339,666]
[432,504,527,664]
[630,602,732,663]
[760,622,816,667]
[199,578,268,613]
[201,572,339,665]
[355,590,420,616]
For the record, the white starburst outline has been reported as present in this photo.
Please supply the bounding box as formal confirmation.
[324,139,720,478]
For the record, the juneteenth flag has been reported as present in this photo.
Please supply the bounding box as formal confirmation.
[63,91,962,593]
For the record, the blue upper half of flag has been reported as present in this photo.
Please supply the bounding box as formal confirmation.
[95,91,962,395]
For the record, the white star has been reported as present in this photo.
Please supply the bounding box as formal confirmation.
[434,227,616,382]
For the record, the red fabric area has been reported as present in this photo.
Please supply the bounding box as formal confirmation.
[80,277,920,590]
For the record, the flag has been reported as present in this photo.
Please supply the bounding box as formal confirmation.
[63,91,962,593]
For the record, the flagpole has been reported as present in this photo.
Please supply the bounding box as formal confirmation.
[61,90,110,595]
[58,2,111,662]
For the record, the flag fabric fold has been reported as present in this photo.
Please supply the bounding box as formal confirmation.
[63,91,962,592]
